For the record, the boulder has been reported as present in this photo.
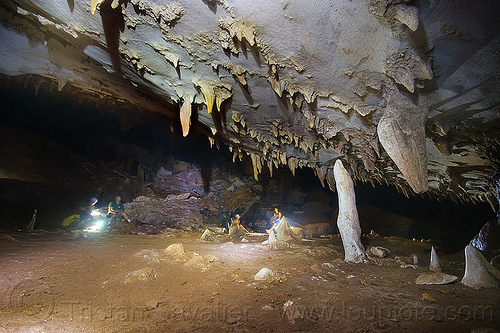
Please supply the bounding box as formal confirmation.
[302,223,332,237]
[163,243,186,260]
[304,189,333,204]
[172,161,190,174]
[230,177,246,188]
[225,186,258,211]
[357,205,414,237]
[470,220,500,261]
[156,167,172,177]
[301,201,333,215]
[255,268,276,283]
[285,189,307,205]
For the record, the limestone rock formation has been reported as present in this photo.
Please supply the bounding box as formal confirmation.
[471,221,500,261]
[268,217,302,244]
[0,0,498,206]
[461,245,499,289]
[415,245,457,285]
[430,246,441,272]
[334,160,367,263]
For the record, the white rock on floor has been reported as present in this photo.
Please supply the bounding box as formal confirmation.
[368,246,390,258]
[255,268,276,283]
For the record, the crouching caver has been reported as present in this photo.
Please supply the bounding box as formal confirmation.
[228,215,248,239]
[108,195,132,224]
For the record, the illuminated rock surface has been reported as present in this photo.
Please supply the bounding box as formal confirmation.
[0,0,499,206]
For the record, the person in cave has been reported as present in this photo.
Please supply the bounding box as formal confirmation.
[228,214,248,239]
[60,197,99,228]
[79,197,99,218]
[266,208,282,234]
[216,212,232,232]
[107,195,132,224]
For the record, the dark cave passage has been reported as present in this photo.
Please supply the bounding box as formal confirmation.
[0,78,495,253]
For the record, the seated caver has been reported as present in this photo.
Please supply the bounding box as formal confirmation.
[108,195,132,224]
[266,208,282,234]
[228,215,248,238]
[60,197,98,228]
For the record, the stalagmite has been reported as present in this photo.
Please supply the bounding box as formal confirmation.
[429,246,441,272]
[333,160,367,263]
[461,245,498,289]
[416,246,457,285]
[179,96,192,137]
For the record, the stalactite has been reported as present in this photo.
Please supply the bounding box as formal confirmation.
[250,153,263,180]
[267,160,273,177]
[316,166,326,188]
[179,96,193,137]
[288,157,298,176]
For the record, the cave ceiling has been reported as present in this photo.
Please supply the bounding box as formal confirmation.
[0,0,499,208]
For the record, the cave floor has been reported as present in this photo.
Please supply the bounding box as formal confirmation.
[0,231,498,333]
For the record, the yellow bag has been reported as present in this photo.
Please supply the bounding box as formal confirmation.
[61,214,81,227]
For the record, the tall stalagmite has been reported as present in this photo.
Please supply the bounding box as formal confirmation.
[334,159,366,263]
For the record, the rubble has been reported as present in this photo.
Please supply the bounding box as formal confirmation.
[123,267,158,284]
[368,246,390,258]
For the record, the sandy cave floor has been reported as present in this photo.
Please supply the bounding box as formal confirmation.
[0,230,499,333]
